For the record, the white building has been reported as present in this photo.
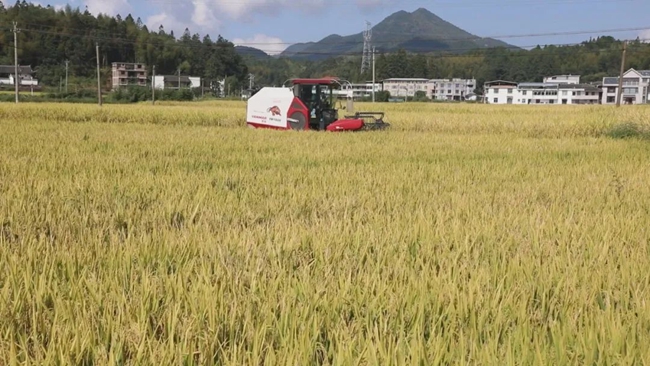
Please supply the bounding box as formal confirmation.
[333,82,382,99]
[153,75,201,90]
[517,82,600,105]
[543,75,580,84]
[484,80,518,104]
[558,84,600,104]
[381,77,475,100]
[485,77,600,105]
[0,65,38,86]
[428,78,476,101]
[382,78,429,97]
[601,68,650,105]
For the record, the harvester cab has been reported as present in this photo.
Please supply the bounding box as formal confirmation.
[246,77,389,132]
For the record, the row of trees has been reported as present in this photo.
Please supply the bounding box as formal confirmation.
[1,1,646,96]
[0,1,250,92]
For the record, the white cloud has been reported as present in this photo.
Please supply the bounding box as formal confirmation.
[30,0,67,10]
[145,0,324,38]
[146,12,190,35]
[233,34,288,55]
[84,0,131,16]
[146,0,216,37]
[191,1,220,29]
[160,0,385,39]
[45,0,383,44]
[639,29,650,43]
[206,0,327,21]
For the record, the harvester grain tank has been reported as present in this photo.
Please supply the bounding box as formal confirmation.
[246,77,389,132]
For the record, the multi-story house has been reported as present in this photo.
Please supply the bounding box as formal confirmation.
[484,80,518,104]
[484,76,600,105]
[381,77,475,100]
[543,74,580,84]
[111,62,147,89]
[428,78,476,101]
[517,82,600,105]
[333,82,383,99]
[381,78,429,97]
[601,68,650,105]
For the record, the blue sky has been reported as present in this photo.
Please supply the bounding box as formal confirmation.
[12,0,650,55]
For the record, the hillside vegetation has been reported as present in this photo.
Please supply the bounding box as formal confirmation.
[0,1,249,90]
[1,101,650,364]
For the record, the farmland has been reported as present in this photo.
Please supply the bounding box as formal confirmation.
[1,101,650,364]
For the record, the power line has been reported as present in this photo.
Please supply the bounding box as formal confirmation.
[8,23,648,57]
[15,20,650,47]
[3,23,648,61]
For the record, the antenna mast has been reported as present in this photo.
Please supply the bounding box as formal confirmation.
[361,21,372,75]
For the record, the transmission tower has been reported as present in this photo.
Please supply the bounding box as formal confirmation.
[361,21,372,74]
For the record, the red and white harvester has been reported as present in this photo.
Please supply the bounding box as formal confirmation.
[246,77,390,132]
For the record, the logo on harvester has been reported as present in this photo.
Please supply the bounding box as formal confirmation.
[267,106,281,116]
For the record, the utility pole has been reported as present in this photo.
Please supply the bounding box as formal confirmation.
[178,68,181,90]
[616,40,627,107]
[65,60,69,93]
[13,21,19,104]
[248,73,254,90]
[96,42,102,106]
[152,65,156,105]
[372,46,376,103]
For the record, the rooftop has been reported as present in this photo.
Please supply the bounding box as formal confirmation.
[160,75,193,83]
[484,80,518,86]
[383,78,429,82]
[602,76,647,85]
[0,65,34,74]
[290,77,340,85]
[559,83,600,92]
[545,74,580,78]
[519,82,557,87]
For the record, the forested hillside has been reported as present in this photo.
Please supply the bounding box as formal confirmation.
[0,1,249,90]
[1,1,648,95]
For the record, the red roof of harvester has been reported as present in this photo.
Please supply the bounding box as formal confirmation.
[290,77,340,85]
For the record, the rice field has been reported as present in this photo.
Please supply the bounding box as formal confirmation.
[1,101,650,365]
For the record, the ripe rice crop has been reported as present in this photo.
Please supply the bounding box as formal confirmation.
[1,101,650,364]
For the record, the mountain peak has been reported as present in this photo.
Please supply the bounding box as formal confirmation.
[412,7,432,14]
[280,8,515,60]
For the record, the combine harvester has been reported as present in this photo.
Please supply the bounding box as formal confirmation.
[246,77,390,132]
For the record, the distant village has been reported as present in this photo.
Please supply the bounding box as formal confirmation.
[1,61,646,105]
